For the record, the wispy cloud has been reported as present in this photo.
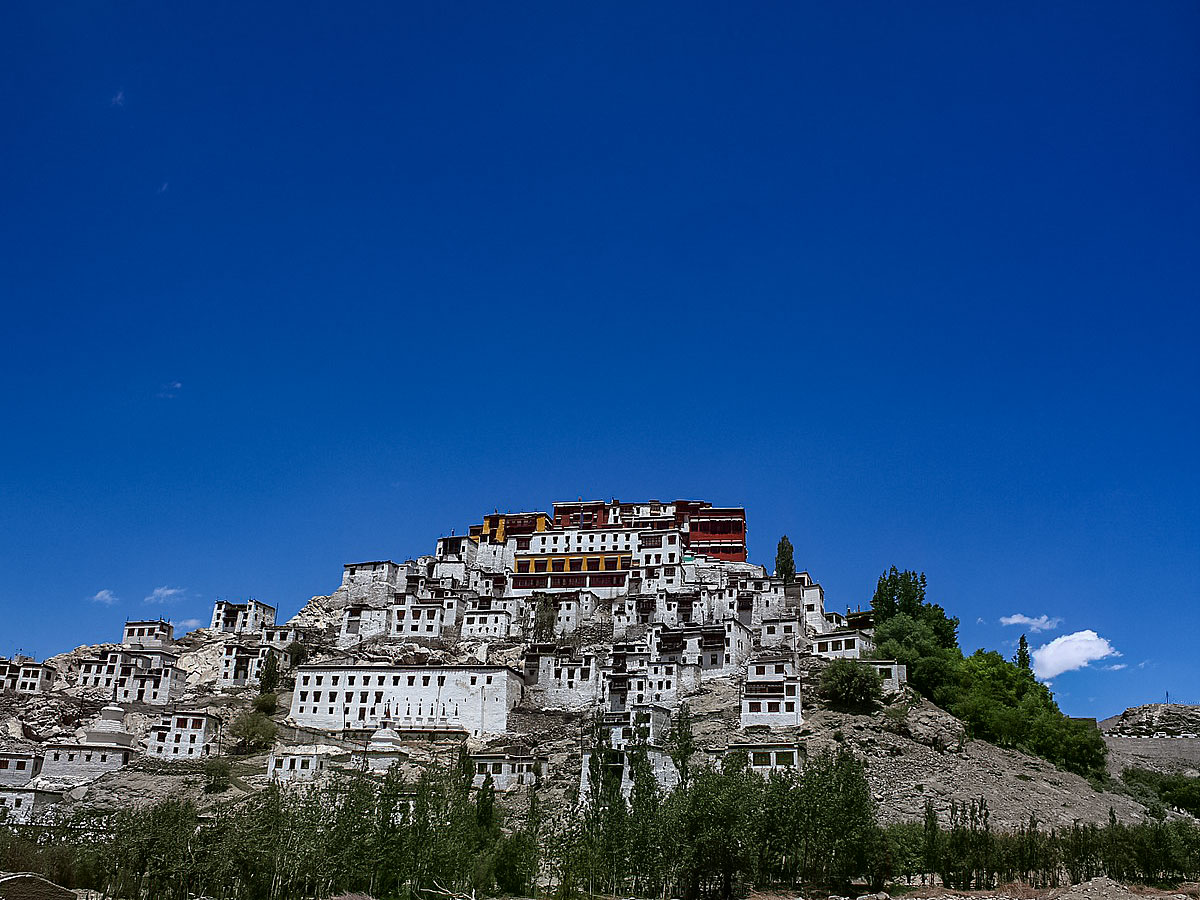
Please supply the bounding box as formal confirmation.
[177,618,202,629]
[158,182,169,194]
[1104,663,1128,671]
[156,380,182,399]
[111,90,125,107]
[144,586,186,604]
[90,589,119,606]
[999,613,1063,633]
[1032,630,1120,680]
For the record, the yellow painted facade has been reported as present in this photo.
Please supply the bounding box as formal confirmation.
[469,512,551,544]
[514,553,633,574]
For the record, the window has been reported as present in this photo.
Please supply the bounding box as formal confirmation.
[775,751,794,766]
[844,639,855,650]
[880,668,892,679]
[751,752,771,767]
[748,701,762,712]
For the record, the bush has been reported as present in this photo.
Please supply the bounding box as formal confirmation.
[203,758,232,793]
[253,692,278,715]
[228,710,276,754]
[821,659,883,713]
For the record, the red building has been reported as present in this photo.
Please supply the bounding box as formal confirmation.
[550,498,748,562]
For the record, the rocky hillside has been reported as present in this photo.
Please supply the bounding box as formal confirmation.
[1101,704,1200,777]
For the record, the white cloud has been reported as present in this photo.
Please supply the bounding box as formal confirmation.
[111,90,125,107]
[999,613,1063,633]
[1032,630,1121,680]
[90,589,119,606]
[1104,664,1128,671]
[144,586,186,604]
[156,380,183,399]
[177,618,202,629]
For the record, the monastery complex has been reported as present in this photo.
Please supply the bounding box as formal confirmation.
[0,497,905,822]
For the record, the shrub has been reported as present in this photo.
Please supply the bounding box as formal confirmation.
[228,710,276,754]
[253,692,278,715]
[203,758,231,793]
[821,658,884,713]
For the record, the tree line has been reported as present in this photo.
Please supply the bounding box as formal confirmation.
[868,566,1108,778]
[4,746,1200,900]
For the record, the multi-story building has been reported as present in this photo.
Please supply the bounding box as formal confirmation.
[211,599,277,634]
[522,644,602,709]
[219,642,293,688]
[648,620,752,673]
[740,655,803,728]
[78,649,183,705]
[0,657,55,694]
[289,664,524,737]
[122,619,174,648]
[146,711,219,760]
[551,499,748,562]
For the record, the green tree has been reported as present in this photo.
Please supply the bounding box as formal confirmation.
[775,535,796,585]
[258,651,280,694]
[1016,634,1032,672]
[665,702,697,788]
[819,658,883,713]
[253,692,278,715]
[228,710,277,754]
[202,758,231,793]
[872,566,959,649]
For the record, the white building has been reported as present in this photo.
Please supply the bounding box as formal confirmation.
[759,615,807,650]
[268,744,344,783]
[723,741,804,774]
[522,645,601,709]
[0,751,41,786]
[1,657,55,694]
[0,787,58,824]
[78,649,184,705]
[812,629,874,660]
[122,619,174,648]
[649,620,752,673]
[211,599,277,634]
[740,656,802,728]
[339,605,390,646]
[289,664,524,738]
[460,606,514,640]
[39,706,137,785]
[862,659,907,694]
[114,650,185,705]
[262,625,304,649]
[580,745,679,798]
[220,642,291,689]
[146,711,219,760]
[472,752,546,791]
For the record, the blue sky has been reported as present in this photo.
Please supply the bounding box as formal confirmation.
[1,2,1197,717]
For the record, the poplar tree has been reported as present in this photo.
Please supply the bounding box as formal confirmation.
[1016,634,1032,672]
[775,535,796,584]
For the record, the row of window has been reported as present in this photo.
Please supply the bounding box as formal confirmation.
[301,672,495,687]
[746,701,797,713]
